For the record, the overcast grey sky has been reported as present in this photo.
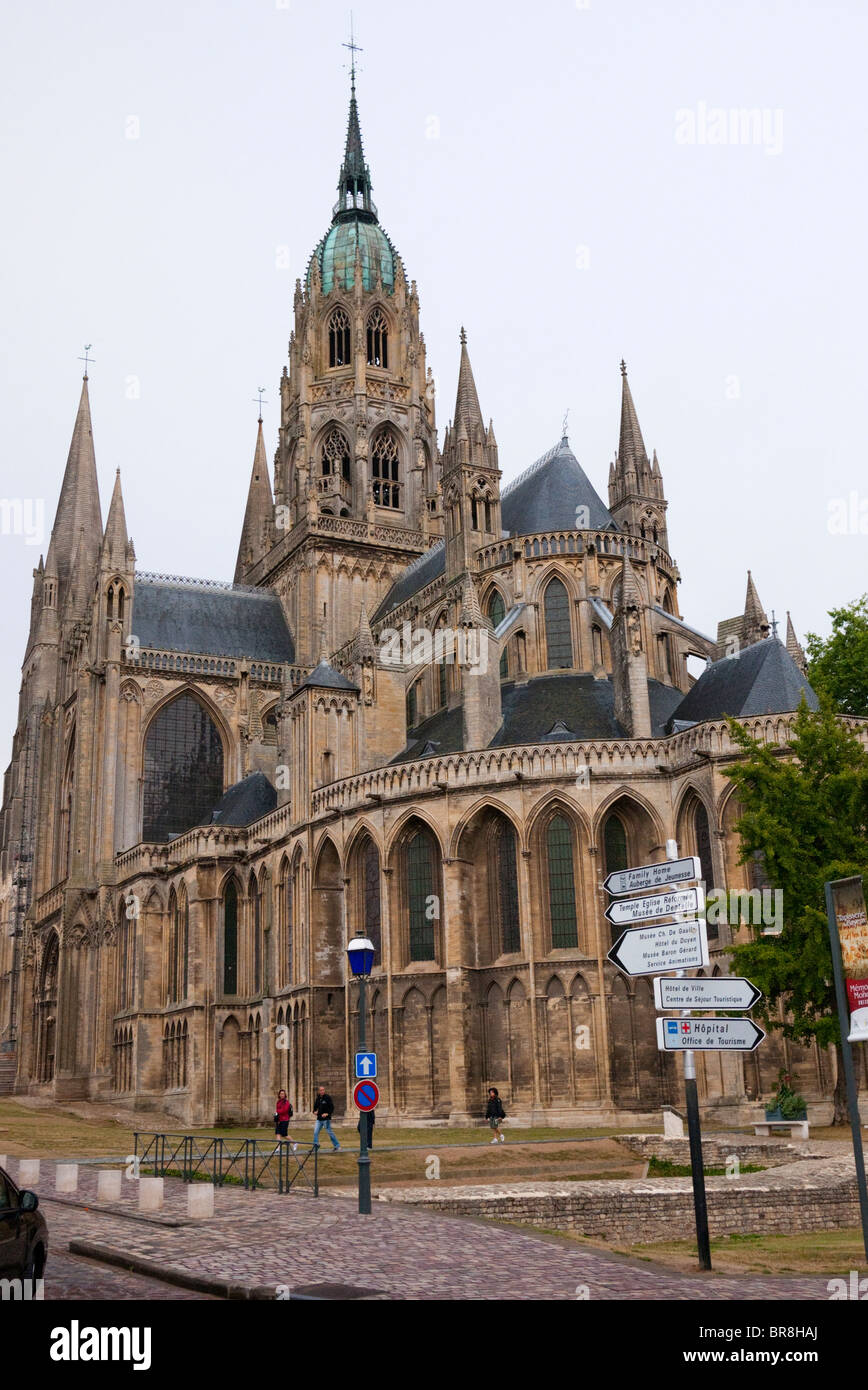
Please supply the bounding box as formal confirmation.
[1,0,866,765]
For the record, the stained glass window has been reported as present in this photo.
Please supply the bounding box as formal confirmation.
[363,840,381,958]
[407,829,436,961]
[544,578,573,669]
[494,820,520,953]
[694,802,714,888]
[547,814,578,948]
[603,815,628,874]
[142,694,224,842]
[488,590,508,679]
[223,881,238,994]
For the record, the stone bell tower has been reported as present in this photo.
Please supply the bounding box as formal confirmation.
[238,66,443,666]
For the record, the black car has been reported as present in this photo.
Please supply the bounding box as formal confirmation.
[0,1165,48,1283]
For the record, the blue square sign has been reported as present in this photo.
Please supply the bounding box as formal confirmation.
[666,1020,678,1034]
[355,1052,377,1079]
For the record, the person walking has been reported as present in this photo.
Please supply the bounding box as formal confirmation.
[274,1089,298,1151]
[357,1109,375,1149]
[312,1085,340,1151]
[485,1087,506,1143]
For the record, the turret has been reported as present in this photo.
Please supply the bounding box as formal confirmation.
[441,329,502,582]
[608,361,669,553]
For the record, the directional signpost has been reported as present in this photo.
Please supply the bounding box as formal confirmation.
[608,919,709,976]
[604,856,701,897]
[653,976,762,1012]
[355,1052,377,1079]
[605,885,705,927]
[656,1017,766,1051]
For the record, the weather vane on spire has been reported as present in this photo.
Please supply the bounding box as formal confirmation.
[343,14,363,86]
[252,387,268,422]
[78,344,94,379]
[562,408,570,440]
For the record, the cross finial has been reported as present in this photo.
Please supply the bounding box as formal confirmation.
[770,609,778,638]
[459,325,467,346]
[620,358,627,377]
[562,408,570,441]
[252,386,268,423]
[78,344,94,379]
[343,14,363,88]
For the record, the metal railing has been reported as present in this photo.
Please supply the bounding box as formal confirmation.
[133,1132,319,1195]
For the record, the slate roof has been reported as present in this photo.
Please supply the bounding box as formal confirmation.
[501,437,617,535]
[134,575,295,663]
[371,540,445,622]
[298,660,359,692]
[391,673,685,761]
[667,638,818,727]
[206,771,277,826]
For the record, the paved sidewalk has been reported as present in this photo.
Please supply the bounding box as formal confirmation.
[19,1159,839,1301]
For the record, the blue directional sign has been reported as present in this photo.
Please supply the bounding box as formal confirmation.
[355,1052,377,1079]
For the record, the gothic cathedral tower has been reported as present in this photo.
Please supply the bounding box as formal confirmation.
[236,69,442,667]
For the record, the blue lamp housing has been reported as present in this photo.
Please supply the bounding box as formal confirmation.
[346,936,375,977]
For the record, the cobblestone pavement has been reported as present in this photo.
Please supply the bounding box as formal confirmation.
[5,1158,836,1301]
[42,1249,216,1301]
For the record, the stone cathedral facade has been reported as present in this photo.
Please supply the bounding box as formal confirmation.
[0,76,839,1125]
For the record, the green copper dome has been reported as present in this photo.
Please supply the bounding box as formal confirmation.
[314,217,396,295]
[307,74,399,296]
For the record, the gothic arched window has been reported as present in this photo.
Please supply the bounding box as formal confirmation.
[328,307,351,367]
[694,801,715,888]
[372,432,401,509]
[223,880,238,995]
[493,819,520,954]
[322,428,351,481]
[544,577,573,669]
[366,308,389,368]
[251,873,263,996]
[603,814,628,876]
[487,590,508,679]
[546,814,578,948]
[142,694,224,842]
[363,839,381,959]
[406,828,437,962]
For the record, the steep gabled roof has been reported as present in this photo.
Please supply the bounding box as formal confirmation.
[371,540,445,623]
[501,437,616,535]
[667,638,818,727]
[207,771,277,827]
[134,575,295,662]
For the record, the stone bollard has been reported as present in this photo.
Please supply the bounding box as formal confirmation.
[55,1163,79,1193]
[97,1169,123,1203]
[18,1159,40,1187]
[187,1182,214,1219]
[138,1176,164,1213]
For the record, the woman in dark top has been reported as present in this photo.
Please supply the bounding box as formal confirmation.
[485,1087,506,1143]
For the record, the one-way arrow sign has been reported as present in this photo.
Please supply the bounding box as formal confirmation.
[604,885,705,927]
[656,1017,765,1052]
[604,856,701,898]
[608,918,709,977]
[653,976,762,1012]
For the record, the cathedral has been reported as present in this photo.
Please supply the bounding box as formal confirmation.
[0,73,834,1125]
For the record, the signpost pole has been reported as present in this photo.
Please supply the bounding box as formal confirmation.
[357,972,372,1216]
[667,839,712,1271]
[824,878,868,1261]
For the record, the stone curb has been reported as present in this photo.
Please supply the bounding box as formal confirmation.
[67,1239,277,1300]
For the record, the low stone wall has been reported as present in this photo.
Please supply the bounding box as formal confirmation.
[615,1133,828,1168]
[380,1158,860,1243]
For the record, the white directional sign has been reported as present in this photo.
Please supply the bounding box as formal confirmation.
[656,1017,765,1052]
[653,976,762,1012]
[608,918,709,977]
[604,885,705,927]
[604,856,702,898]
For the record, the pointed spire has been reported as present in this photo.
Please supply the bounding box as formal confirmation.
[234,419,274,583]
[101,469,129,568]
[618,360,649,466]
[334,64,377,221]
[49,377,103,589]
[617,554,643,610]
[453,328,485,442]
[743,570,770,645]
[355,601,376,662]
[785,611,806,670]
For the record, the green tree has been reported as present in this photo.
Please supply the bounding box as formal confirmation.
[806,595,868,717]
[724,699,868,1123]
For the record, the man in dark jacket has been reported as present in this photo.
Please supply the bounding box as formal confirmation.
[312,1085,341,1151]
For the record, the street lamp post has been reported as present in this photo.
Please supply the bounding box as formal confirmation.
[347,935,375,1215]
